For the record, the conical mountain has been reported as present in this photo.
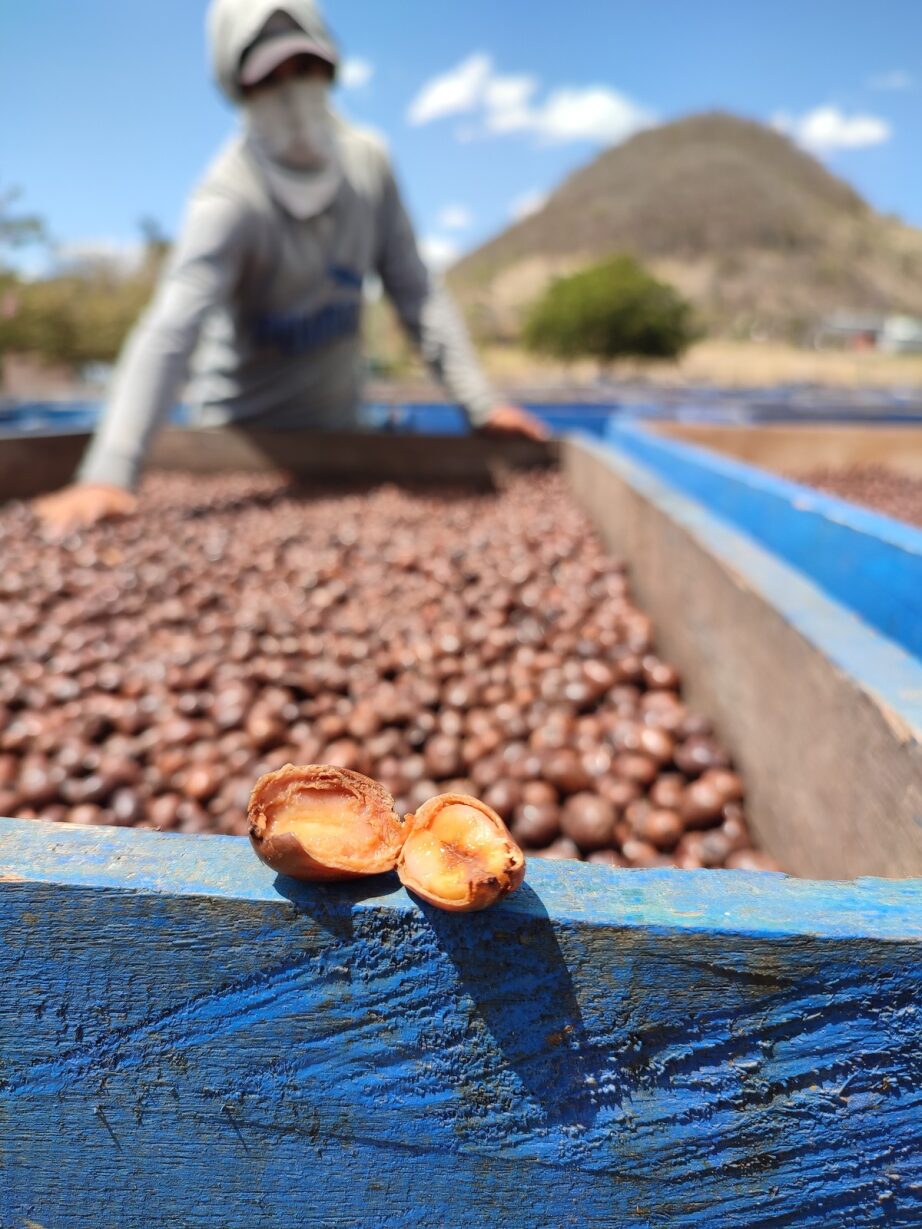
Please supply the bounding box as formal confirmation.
[449,112,922,338]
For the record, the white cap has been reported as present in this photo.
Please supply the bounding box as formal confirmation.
[239,11,336,86]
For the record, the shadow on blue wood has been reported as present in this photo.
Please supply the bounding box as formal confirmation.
[603,422,922,659]
[1,818,920,1228]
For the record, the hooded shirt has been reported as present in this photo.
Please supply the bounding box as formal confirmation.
[78,0,498,490]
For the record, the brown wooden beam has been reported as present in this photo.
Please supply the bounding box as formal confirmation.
[0,427,557,501]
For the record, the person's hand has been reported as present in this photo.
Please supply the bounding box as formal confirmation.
[34,483,138,533]
[479,404,550,441]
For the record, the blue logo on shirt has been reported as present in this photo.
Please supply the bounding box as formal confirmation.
[253,265,363,354]
[253,300,361,354]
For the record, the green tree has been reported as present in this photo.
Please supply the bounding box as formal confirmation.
[0,187,51,377]
[523,255,698,363]
[0,209,171,371]
[0,187,47,268]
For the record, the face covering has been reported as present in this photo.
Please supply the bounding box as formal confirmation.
[244,77,343,219]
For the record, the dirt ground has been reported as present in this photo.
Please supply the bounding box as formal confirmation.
[7,339,922,404]
[478,339,922,393]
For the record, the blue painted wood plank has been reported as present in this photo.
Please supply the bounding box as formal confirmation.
[1,816,920,938]
[1,818,920,1228]
[579,434,922,740]
[362,402,617,438]
[603,422,922,658]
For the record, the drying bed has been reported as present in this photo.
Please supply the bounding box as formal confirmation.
[0,469,770,872]
[1,425,920,1229]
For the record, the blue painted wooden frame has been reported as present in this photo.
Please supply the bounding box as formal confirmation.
[361,402,619,439]
[563,436,922,882]
[603,421,922,658]
[1,817,921,1228]
[572,435,922,741]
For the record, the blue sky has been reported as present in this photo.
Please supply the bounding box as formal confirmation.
[2,0,921,274]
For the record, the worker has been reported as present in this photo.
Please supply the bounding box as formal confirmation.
[36,0,546,530]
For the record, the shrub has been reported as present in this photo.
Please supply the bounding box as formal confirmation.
[523,255,697,362]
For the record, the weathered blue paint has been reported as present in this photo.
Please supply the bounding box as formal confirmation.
[7,391,922,437]
[577,435,922,740]
[603,421,922,658]
[1,817,920,1228]
[362,402,619,438]
[0,402,619,441]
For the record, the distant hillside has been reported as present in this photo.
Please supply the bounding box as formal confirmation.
[449,113,922,341]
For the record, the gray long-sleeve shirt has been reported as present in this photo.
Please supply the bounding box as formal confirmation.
[78,121,498,489]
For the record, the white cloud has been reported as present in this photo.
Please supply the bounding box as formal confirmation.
[54,238,145,276]
[485,74,538,113]
[419,236,461,270]
[772,106,891,152]
[437,204,473,231]
[517,87,654,144]
[483,73,540,132]
[408,53,653,146]
[340,58,375,89]
[867,70,913,92]
[408,53,492,125]
[510,189,549,221]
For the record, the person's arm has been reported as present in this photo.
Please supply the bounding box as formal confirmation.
[375,162,546,439]
[36,192,249,529]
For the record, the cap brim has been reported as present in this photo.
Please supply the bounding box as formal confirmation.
[239,32,337,87]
